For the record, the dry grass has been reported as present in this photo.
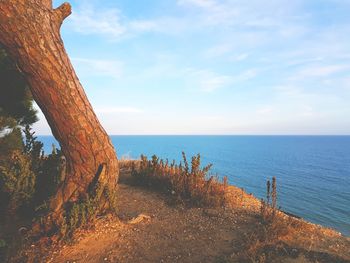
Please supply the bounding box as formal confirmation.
[233,177,304,262]
[10,166,350,263]
[120,158,350,262]
[118,159,138,171]
[130,152,228,207]
[235,214,303,262]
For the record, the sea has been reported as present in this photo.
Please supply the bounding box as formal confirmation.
[38,135,350,236]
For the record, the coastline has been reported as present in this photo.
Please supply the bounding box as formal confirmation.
[7,160,349,262]
[38,135,350,237]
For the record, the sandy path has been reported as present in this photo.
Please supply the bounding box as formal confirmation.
[47,171,350,263]
[51,182,245,263]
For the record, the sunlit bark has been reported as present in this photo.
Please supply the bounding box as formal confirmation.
[0,0,119,220]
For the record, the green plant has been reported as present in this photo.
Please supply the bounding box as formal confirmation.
[33,146,64,208]
[0,239,6,248]
[0,124,64,219]
[58,165,119,240]
[23,125,43,170]
[0,151,36,213]
[0,127,23,156]
[59,185,118,240]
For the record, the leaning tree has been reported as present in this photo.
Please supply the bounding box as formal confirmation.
[0,0,119,228]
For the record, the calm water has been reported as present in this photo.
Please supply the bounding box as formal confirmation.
[38,135,350,236]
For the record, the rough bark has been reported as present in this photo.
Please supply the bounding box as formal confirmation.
[0,0,119,220]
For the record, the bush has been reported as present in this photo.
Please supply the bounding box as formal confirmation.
[58,164,118,240]
[0,150,36,214]
[0,127,23,157]
[232,177,302,262]
[33,147,64,209]
[131,152,228,207]
[0,125,63,216]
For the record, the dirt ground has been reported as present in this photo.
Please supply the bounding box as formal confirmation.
[48,184,244,262]
[38,170,350,263]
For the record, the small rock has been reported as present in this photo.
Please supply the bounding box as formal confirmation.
[203,209,221,217]
[128,214,151,224]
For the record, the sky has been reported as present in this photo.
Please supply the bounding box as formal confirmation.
[34,0,350,135]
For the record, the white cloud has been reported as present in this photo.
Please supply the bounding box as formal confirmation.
[233,53,249,61]
[182,67,258,92]
[297,65,348,78]
[177,0,217,9]
[67,3,189,39]
[66,0,308,44]
[128,17,191,35]
[31,103,143,136]
[177,0,302,30]
[184,69,232,92]
[72,58,123,79]
[236,69,258,81]
[257,106,274,115]
[286,64,349,83]
[204,44,233,58]
[128,20,159,32]
[56,1,350,135]
[68,5,126,39]
[95,107,143,114]
[200,75,232,92]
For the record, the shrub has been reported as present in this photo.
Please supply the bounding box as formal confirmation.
[0,125,63,215]
[46,163,119,240]
[59,178,119,240]
[33,147,64,209]
[131,152,228,207]
[0,127,23,157]
[0,150,36,214]
[234,177,301,262]
[23,125,44,172]
[261,177,277,223]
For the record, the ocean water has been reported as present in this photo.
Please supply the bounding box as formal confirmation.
[38,135,350,236]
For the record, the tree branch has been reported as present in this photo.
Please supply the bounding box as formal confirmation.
[53,2,71,25]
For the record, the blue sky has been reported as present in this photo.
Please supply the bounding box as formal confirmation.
[34,0,350,135]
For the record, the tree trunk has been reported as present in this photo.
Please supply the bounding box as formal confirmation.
[0,0,119,221]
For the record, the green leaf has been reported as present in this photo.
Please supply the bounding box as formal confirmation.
[0,239,6,248]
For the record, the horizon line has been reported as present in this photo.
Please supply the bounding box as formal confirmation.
[36,134,350,136]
